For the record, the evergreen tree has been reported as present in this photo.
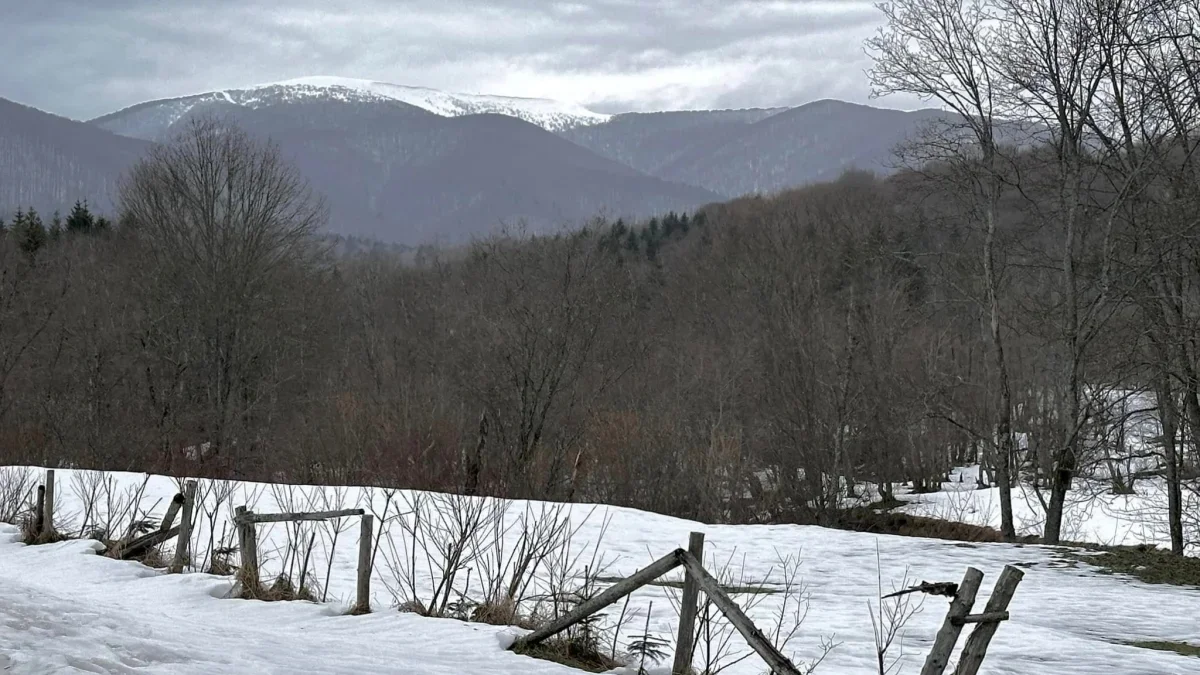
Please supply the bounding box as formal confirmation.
[12,208,47,257]
[661,211,679,238]
[624,228,639,252]
[66,200,96,234]
[0,216,6,236]
[49,211,64,242]
[95,216,112,232]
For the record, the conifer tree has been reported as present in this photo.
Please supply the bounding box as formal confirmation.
[66,199,96,234]
[12,207,47,257]
[49,211,64,242]
[624,228,639,252]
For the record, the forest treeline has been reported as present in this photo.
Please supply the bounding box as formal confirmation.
[2,0,1199,551]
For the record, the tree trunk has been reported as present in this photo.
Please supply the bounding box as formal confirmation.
[1156,362,1185,554]
[1045,161,1083,546]
[983,162,1015,540]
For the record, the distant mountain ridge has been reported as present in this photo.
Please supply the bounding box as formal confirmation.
[0,97,149,218]
[563,100,952,197]
[87,95,718,243]
[4,78,954,243]
[90,77,611,138]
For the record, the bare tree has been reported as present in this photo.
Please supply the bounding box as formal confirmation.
[119,116,327,468]
[868,0,1020,539]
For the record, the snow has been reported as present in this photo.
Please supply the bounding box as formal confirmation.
[899,465,1200,554]
[2,467,1199,674]
[0,523,568,674]
[94,76,611,140]
[257,76,612,130]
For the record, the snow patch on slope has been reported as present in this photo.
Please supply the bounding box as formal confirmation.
[262,76,610,131]
[95,76,610,139]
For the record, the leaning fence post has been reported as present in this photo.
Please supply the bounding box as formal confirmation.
[921,567,984,675]
[171,480,197,573]
[673,531,706,675]
[42,470,55,535]
[354,514,374,614]
[953,565,1024,675]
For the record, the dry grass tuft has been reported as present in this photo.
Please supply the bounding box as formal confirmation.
[243,574,319,602]
[471,598,539,629]
[512,637,623,673]
[19,514,68,546]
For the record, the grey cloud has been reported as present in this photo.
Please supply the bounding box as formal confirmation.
[2,0,920,120]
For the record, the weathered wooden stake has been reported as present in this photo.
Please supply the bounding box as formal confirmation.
[354,514,374,613]
[114,526,180,560]
[678,551,803,675]
[171,480,197,573]
[160,493,184,533]
[952,566,1024,675]
[34,486,45,536]
[512,550,684,649]
[921,567,984,675]
[672,531,705,675]
[42,470,55,535]
[235,506,260,596]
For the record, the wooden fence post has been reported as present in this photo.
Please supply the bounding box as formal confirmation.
[235,506,260,597]
[171,480,197,573]
[161,493,184,533]
[920,567,984,675]
[673,531,705,675]
[42,470,55,535]
[678,551,803,675]
[354,514,374,614]
[34,485,45,537]
[952,566,1024,675]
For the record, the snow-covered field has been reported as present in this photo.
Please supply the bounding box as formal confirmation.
[899,465,1200,554]
[2,467,1198,674]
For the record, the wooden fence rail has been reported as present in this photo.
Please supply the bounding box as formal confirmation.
[233,505,374,613]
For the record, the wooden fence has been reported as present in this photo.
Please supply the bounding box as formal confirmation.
[31,470,198,568]
[28,474,1024,673]
[233,505,374,613]
[511,531,1024,675]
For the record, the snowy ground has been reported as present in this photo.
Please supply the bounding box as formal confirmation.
[2,467,1199,674]
[898,465,1199,554]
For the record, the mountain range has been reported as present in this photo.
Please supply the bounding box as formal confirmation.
[1,77,948,243]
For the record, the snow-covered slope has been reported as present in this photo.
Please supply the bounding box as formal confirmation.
[90,76,610,140]
[2,467,1198,674]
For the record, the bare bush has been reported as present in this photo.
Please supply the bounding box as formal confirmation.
[381,492,506,617]
[0,466,35,523]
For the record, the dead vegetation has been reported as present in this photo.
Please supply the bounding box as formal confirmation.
[1063,545,1200,588]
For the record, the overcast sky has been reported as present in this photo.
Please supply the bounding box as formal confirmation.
[4,0,925,120]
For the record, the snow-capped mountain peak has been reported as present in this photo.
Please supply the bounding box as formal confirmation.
[256,76,610,130]
[92,76,610,138]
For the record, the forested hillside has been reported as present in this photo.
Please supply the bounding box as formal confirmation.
[3,0,1199,556]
